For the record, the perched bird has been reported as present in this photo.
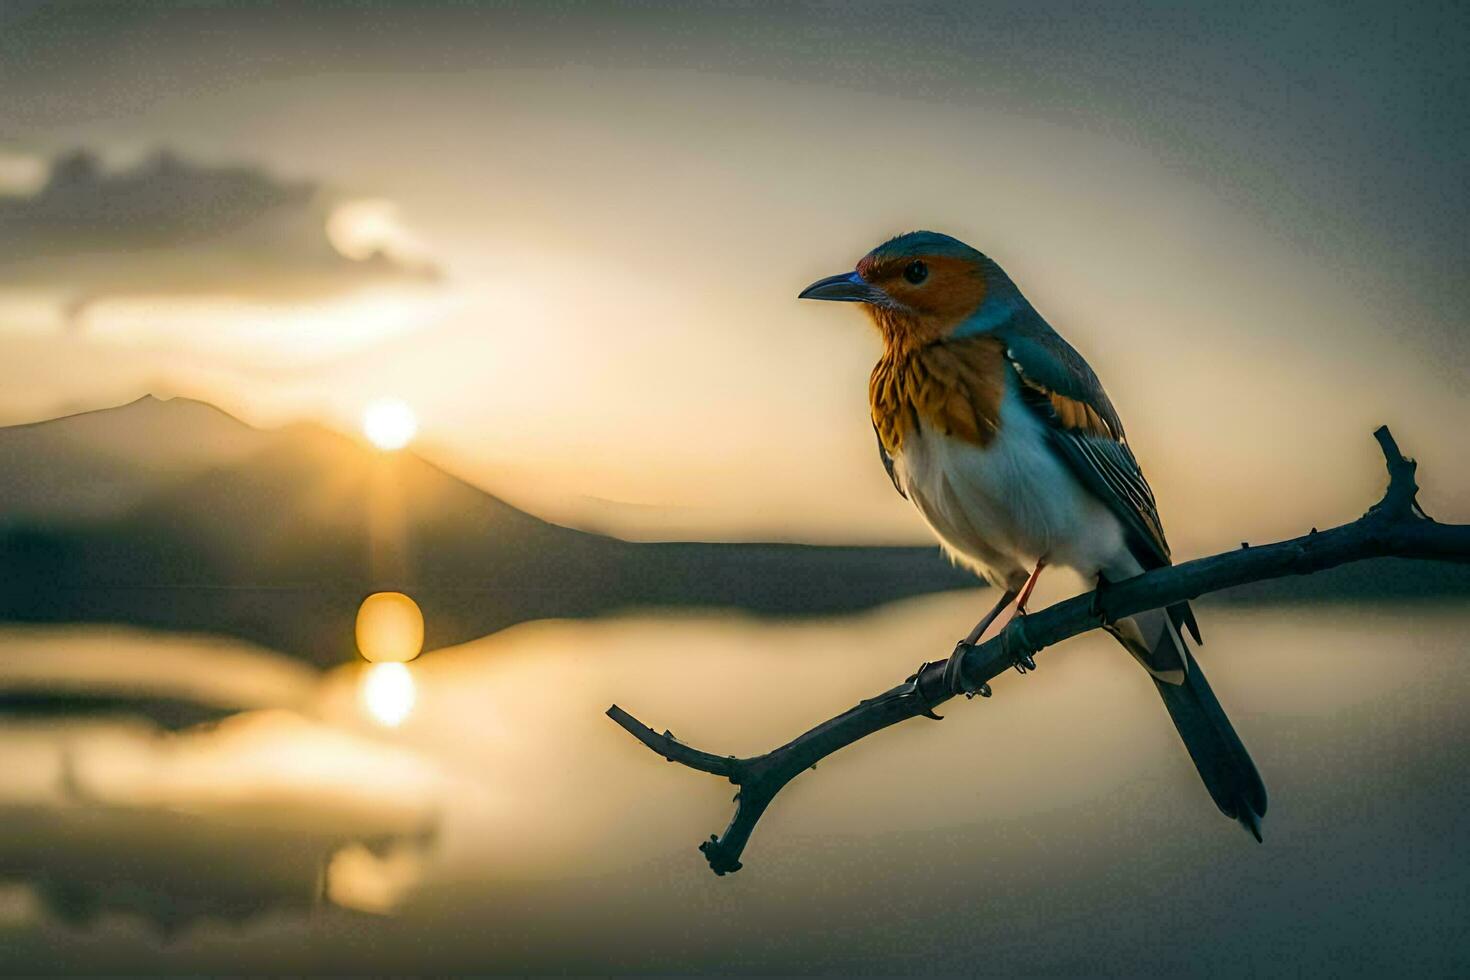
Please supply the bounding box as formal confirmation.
[799,231,1266,840]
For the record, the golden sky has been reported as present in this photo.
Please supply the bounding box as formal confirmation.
[0,2,1465,551]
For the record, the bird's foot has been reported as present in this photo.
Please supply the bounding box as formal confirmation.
[942,642,992,699]
[1002,613,1038,674]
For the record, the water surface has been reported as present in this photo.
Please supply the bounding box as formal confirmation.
[1,593,1466,974]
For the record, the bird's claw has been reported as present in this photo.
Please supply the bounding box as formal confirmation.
[943,642,993,699]
[1003,614,1037,674]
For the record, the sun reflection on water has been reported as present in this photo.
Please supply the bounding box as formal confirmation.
[362,662,416,727]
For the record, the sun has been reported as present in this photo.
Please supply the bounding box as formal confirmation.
[362,398,418,451]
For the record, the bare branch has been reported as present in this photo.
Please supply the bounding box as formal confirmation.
[605,705,741,778]
[607,427,1470,875]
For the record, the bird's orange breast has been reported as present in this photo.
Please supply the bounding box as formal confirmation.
[870,335,1008,455]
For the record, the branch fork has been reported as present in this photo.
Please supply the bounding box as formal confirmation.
[608,427,1468,875]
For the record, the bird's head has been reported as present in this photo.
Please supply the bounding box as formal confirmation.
[798,231,1022,349]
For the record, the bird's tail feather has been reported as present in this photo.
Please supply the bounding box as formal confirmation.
[1108,607,1186,684]
[1109,608,1267,840]
[1153,648,1268,840]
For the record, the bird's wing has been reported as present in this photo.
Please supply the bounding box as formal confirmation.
[1002,328,1170,567]
[1002,325,1202,644]
[873,422,907,499]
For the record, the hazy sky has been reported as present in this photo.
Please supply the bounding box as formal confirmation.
[1,0,1465,548]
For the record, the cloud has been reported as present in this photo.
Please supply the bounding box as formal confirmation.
[0,150,47,196]
[0,149,440,329]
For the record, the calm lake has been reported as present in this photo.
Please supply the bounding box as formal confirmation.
[2,591,1467,974]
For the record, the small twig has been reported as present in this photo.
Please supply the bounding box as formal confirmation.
[1370,425,1431,521]
[607,427,1469,875]
[605,705,741,777]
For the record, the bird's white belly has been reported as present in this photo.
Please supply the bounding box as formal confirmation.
[892,386,1128,588]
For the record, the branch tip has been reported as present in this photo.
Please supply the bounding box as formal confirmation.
[1369,426,1429,521]
[607,704,744,778]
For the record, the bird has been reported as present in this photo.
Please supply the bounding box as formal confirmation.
[799,231,1266,840]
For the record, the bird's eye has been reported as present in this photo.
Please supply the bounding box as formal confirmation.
[903,260,928,285]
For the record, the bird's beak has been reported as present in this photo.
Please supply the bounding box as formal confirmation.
[798,270,881,303]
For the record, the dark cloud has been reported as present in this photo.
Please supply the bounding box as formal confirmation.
[0,149,439,326]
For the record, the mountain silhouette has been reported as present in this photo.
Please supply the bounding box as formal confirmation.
[0,396,976,666]
[0,394,270,523]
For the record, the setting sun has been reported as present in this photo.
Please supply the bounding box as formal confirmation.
[362,398,418,451]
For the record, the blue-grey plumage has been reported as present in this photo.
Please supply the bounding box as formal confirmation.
[801,230,1266,839]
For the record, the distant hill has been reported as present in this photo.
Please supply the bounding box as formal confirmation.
[0,397,976,666]
[0,395,270,523]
